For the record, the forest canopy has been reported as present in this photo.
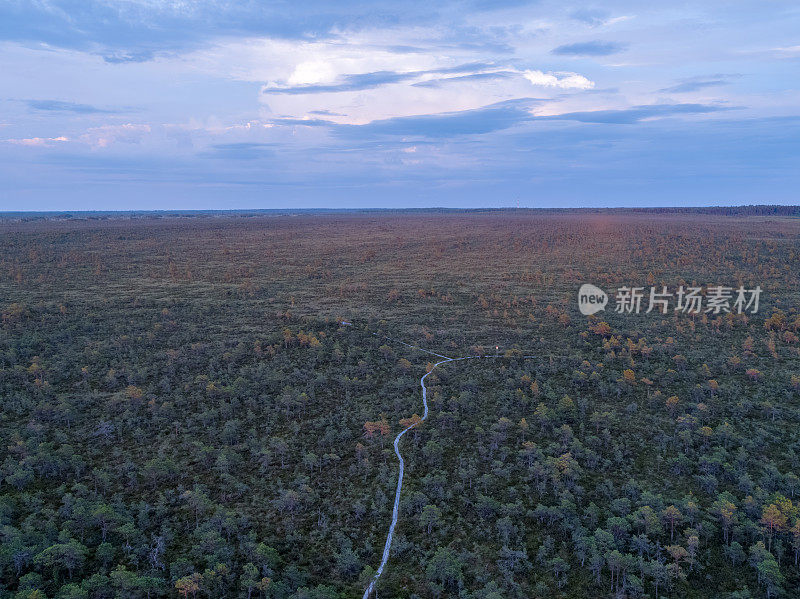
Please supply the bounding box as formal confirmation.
[1,210,799,598]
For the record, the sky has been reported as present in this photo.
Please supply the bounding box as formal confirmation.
[1,1,799,210]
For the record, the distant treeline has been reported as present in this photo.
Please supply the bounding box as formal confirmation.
[620,205,800,216]
[0,204,799,222]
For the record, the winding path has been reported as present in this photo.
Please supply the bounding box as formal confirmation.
[360,328,534,598]
[362,354,452,599]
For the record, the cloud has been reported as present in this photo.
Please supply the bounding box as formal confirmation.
[80,124,151,148]
[262,62,499,95]
[255,51,556,124]
[0,1,478,60]
[264,70,421,95]
[660,80,729,93]
[268,118,332,127]
[771,45,800,56]
[523,70,595,89]
[412,71,515,88]
[569,9,632,28]
[6,123,154,150]
[5,136,69,147]
[542,103,736,124]
[26,100,120,114]
[102,51,156,64]
[658,74,741,94]
[333,98,537,138]
[551,40,627,56]
[570,9,610,27]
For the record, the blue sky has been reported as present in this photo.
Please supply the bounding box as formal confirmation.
[1,1,799,210]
